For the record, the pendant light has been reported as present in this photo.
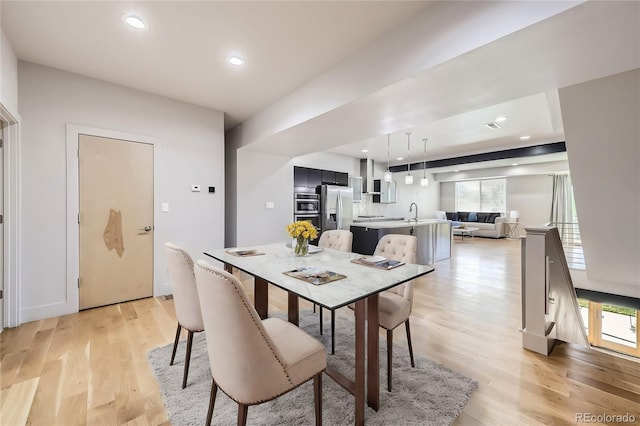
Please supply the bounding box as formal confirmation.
[404,132,413,185]
[383,133,393,182]
[420,138,429,187]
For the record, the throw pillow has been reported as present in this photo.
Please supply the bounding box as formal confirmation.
[446,212,459,221]
[457,211,470,222]
[468,212,478,222]
[476,212,489,223]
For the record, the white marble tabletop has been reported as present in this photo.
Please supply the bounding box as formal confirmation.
[204,242,434,310]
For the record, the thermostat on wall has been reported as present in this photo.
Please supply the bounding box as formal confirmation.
[191,185,201,192]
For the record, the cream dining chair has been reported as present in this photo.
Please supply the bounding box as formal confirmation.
[194,259,326,426]
[369,234,418,392]
[165,242,204,389]
[316,230,353,354]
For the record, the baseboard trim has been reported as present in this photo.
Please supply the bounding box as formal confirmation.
[21,301,75,323]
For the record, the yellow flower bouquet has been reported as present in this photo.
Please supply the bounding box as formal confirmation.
[286,220,318,256]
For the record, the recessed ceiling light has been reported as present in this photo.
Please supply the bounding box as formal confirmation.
[361,149,368,153]
[495,116,507,122]
[485,122,501,130]
[397,157,403,161]
[228,56,244,66]
[512,163,519,166]
[122,14,147,30]
[520,135,531,140]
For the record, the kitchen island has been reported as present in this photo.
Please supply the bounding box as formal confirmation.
[350,219,451,265]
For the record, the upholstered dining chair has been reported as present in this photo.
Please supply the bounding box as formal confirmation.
[317,230,353,354]
[194,259,326,426]
[373,234,418,392]
[165,242,204,389]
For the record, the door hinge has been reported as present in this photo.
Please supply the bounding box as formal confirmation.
[78,278,80,288]
[0,290,3,299]
[0,214,3,224]
[0,139,3,148]
[78,214,80,224]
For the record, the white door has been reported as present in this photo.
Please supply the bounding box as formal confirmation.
[78,134,154,309]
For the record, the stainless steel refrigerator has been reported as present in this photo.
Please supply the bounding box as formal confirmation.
[320,184,353,232]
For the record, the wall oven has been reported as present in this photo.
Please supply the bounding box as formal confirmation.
[293,193,320,245]
[293,213,321,230]
[294,193,320,214]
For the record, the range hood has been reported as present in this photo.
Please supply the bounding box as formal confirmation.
[360,158,380,194]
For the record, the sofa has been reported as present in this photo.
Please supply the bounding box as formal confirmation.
[435,211,507,238]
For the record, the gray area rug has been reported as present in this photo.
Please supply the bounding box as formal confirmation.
[148,310,477,425]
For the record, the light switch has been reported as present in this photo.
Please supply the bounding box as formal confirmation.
[161,202,170,212]
[191,185,201,192]
[265,201,275,209]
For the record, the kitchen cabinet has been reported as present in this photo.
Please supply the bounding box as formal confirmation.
[321,170,335,185]
[308,168,322,187]
[294,166,322,189]
[350,225,412,255]
[350,220,451,264]
[372,179,397,204]
[336,172,349,186]
[351,176,363,203]
[294,166,348,188]
[294,166,308,188]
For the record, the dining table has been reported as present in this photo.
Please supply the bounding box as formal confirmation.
[204,242,434,425]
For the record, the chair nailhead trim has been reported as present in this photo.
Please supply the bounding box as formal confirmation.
[202,267,294,388]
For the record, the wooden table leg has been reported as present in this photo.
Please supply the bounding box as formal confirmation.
[288,292,299,326]
[224,263,233,273]
[367,294,379,411]
[254,277,269,320]
[354,299,366,426]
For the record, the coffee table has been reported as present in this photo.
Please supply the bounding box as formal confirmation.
[452,226,479,240]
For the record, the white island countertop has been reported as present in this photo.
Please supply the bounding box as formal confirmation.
[350,219,449,229]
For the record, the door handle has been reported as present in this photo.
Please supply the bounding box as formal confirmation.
[140,226,152,232]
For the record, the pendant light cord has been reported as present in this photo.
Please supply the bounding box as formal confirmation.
[387,134,390,171]
[406,132,411,174]
[423,138,428,177]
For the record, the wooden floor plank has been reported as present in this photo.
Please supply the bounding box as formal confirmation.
[0,237,638,425]
[0,377,39,426]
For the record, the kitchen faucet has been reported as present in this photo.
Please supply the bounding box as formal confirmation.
[409,202,418,222]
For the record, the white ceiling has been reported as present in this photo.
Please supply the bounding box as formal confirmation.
[1,0,431,129]
[2,1,638,173]
[328,92,565,167]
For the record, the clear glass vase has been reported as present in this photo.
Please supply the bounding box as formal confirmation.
[294,237,309,256]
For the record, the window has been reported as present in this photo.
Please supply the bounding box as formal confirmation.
[579,298,639,358]
[455,178,506,212]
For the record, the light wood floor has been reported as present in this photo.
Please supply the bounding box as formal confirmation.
[2,238,639,425]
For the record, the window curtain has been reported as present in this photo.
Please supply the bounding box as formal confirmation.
[550,174,574,242]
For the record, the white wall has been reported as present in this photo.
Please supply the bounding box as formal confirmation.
[18,61,225,322]
[559,69,640,296]
[440,182,455,212]
[506,174,554,236]
[234,149,358,247]
[0,28,18,116]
